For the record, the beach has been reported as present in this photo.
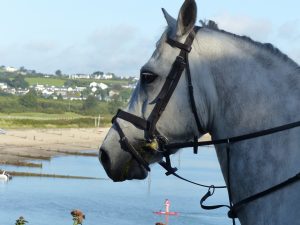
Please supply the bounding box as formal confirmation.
[0,128,211,167]
[0,128,109,166]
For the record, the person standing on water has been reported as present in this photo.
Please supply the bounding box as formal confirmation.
[15,216,28,225]
[165,199,170,213]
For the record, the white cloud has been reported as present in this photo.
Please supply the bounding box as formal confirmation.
[45,25,156,75]
[0,25,158,76]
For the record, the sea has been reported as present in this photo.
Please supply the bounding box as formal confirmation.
[0,147,240,225]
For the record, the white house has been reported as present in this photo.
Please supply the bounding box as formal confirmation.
[5,66,18,72]
[102,74,113,79]
[0,83,8,89]
[67,87,73,92]
[34,84,45,91]
[89,82,108,90]
[69,74,90,79]
[89,82,98,87]
[42,89,54,97]
[16,89,29,95]
[6,88,16,95]
[75,86,86,92]
[98,83,108,90]
[91,87,98,93]
[109,90,119,97]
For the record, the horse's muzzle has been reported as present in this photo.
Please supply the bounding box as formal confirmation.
[99,147,148,182]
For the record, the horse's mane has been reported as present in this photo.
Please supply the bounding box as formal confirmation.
[200,20,300,70]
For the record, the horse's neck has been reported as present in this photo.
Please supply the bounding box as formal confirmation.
[192,29,300,225]
[193,29,300,135]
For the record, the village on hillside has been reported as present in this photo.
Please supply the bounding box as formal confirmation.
[0,65,139,102]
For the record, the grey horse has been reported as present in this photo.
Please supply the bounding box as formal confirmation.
[100,1,300,224]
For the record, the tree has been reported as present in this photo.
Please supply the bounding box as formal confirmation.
[96,89,108,101]
[111,84,122,91]
[10,75,29,89]
[55,70,62,76]
[19,66,26,72]
[57,94,63,100]
[19,89,38,108]
[119,89,132,102]
[92,71,104,76]
[82,95,98,111]
[80,88,92,98]
[107,98,123,114]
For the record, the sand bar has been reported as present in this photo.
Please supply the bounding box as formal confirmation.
[0,127,211,167]
[0,127,109,166]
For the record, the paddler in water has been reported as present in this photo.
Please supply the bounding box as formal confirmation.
[15,216,28,225]
[165,199,170,213]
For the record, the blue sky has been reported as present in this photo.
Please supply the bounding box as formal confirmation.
[0,0,299,76]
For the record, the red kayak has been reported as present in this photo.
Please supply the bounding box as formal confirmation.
[153,211,179,216]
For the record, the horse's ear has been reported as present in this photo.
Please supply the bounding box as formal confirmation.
[176,0,197,37]
[162,8,176,28]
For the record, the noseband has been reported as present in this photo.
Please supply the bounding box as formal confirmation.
[112,26,203,172]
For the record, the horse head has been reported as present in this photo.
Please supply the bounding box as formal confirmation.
[99,0,209,182]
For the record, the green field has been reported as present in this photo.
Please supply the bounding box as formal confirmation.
[80,78,129,85]
[0,112,111,128]
[25,77,66,86]
[24,76,130,87]
[0,112,89,119]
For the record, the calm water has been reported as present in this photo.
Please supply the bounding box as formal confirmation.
[0,147,237,225]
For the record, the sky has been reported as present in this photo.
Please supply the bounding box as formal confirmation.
[0,0,299,76]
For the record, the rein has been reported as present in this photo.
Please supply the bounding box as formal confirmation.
[111,25,300,224]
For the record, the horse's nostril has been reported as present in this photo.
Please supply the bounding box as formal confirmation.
[100,148,110,168]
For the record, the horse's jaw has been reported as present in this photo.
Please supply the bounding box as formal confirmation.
[99,147,148,182]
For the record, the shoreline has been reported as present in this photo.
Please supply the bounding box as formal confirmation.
[0,128,211,168]
[0,127,109,166]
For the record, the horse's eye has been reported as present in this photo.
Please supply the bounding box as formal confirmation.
[140,71,158,84]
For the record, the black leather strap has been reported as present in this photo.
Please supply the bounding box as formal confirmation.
[148,56,187,136]
[147,29,198,137]
[165,120,300,149]
[200,187,230,210]
[114,121,150,172]
[229,172,300,217]
[185,50,206,135]
[167,37,192,52]
[111,27,199,174]
[112,109,149,130]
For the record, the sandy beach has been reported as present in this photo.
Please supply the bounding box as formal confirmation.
[0,128,109,166]
[0,127,211,167]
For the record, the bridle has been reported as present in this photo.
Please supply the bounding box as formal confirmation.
[112,26,203,172]
[111,25,300,224]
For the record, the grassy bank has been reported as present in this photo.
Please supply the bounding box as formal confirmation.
[0,112,112,128]
[24,76,129,86]
[0,94,123,128]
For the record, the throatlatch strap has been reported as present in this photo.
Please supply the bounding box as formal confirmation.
[185,51,206,135]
